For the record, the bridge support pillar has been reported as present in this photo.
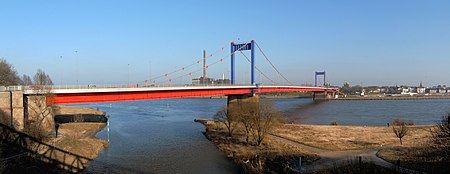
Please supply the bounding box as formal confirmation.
[313,91,336,100]
[227,94,260,107]
[0,91,25,130]
[313,92,328,101]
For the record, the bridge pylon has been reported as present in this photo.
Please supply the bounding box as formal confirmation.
[315,71,326,87]
[230,40,256,85]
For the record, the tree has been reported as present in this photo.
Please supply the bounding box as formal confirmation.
[431,113,450,161]
[248,101,281,146]
[33,69,53,86]
[21,74,33,86]
[392,119,408,145]
[214,105,238,137]
[237,103,256,144]
[0,58,22,86]
[237,101,282,146]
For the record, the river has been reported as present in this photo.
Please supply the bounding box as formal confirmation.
[68,98,450,173]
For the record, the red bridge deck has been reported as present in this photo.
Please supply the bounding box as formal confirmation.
[24,85,336,104]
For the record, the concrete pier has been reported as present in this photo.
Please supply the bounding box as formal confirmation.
[312,91,335,100]
[0,91,25,130]
[227,94,260,106]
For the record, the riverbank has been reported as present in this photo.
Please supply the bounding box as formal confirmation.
[51,106,107,157]
[42,106,108,171]
[197,119,444,173]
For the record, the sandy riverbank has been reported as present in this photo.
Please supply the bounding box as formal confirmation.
[197,119,441,173]
[42,106,108,171]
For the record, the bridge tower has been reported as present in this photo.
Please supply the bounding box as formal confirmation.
[230,40,256,85]
[315,71,326,87]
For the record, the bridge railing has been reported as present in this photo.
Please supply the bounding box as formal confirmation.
[2,84,255,91]
[1,84,334,92]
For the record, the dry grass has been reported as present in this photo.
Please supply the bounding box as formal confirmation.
[203,120,440,173]
[377,146,450,173]
[204,121,320,173]
[273,124,433,150]
[53,106,105,115]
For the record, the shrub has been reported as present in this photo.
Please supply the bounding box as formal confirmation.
[331,120,337,126]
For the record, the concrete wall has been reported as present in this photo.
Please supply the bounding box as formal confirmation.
[0,92,12,126]
[0,91,25,130]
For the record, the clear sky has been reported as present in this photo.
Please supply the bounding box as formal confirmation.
[1,0,449,87]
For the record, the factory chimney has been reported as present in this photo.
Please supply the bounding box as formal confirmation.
[203,49,206,79]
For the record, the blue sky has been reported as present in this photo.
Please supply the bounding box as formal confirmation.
[1,0,449,87]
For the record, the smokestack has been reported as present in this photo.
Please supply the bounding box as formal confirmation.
[203,49,206,79]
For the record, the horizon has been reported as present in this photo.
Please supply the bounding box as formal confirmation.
[1,0,449,87]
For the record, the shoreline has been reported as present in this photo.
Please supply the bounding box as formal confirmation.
[44,106,108,172]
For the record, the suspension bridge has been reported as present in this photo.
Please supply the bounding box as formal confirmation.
[25,40,335,104]
[2,40,336,130]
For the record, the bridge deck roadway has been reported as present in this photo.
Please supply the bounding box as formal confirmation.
[23,85,336,104]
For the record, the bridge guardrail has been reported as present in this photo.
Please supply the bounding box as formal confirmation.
[1,84,333,92]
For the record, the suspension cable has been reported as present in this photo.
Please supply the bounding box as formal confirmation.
[160,42,251,84]
[239,50,278,84]
[255,42,293,85]
[147,44,227,82]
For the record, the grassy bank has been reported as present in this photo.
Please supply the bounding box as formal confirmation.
[49,122,107,160]
[198,119,445,173]
[201,121,319,173]
[273,124,433,151]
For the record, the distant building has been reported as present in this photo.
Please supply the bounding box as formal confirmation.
[417,82,426,94]
[192,77,214,85]
[215,78,231,85]
[192,76,230,85]
[429,89,438,95]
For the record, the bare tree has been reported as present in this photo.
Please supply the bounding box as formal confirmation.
[248,101,281,146]
[0,58,22,86]
[33,69,53,86]
[392,119,408,145]
[214,105,238,137]
[237,101,282,146]
[237,102,259,144]
[21,74,33,86]
[431,113,450,161]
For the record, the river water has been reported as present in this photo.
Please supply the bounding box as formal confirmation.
[68,98,450,173]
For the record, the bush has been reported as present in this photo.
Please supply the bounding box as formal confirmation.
[331,120,337,126]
